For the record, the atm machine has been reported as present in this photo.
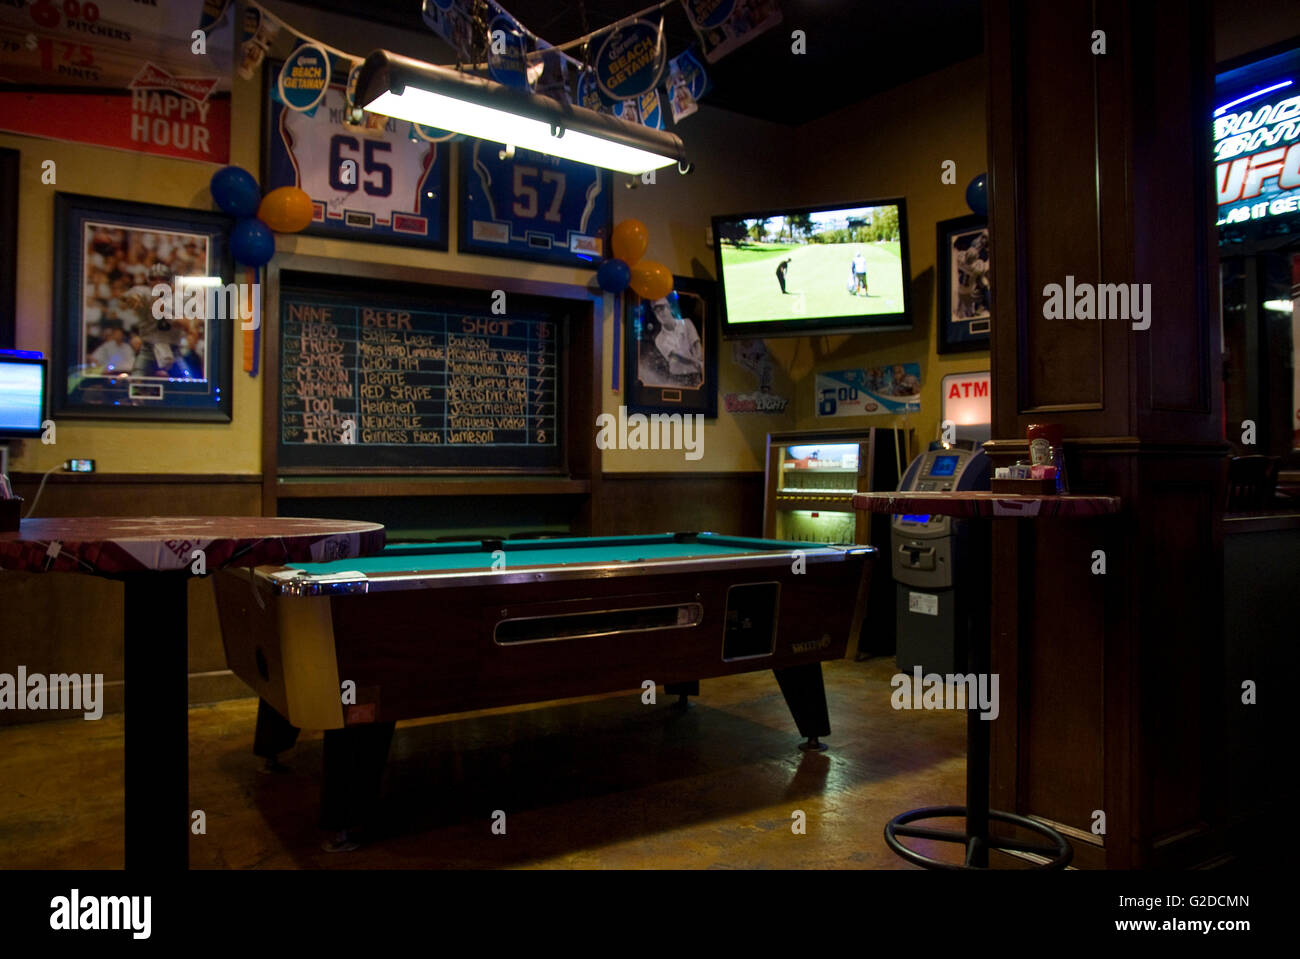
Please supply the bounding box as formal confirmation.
[891,440,991,673]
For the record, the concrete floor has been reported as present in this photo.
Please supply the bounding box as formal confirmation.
[0,657,970,869]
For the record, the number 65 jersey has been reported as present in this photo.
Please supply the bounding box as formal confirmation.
[267,80,447,248]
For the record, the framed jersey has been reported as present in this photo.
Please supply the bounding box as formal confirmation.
[263,60,449,250]
[458,140,611,268]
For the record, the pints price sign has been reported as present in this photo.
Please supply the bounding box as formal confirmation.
[0,0,233,164]
[1214,47,1300,236]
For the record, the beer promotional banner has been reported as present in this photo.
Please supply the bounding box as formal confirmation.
[0,0,233,164]
[816,365,922,417]
[680,0,783,64]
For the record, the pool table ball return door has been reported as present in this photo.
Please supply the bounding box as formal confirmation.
[214,533,874,844]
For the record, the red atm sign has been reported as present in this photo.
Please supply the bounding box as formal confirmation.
[941,371,990,426]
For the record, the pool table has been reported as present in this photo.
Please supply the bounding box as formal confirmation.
[213,532,874,844]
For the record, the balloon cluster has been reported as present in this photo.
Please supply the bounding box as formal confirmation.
[966,172,988,217]
[596,219,673,300]
[209,166,314,267]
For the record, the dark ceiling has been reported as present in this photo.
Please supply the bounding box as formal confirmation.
[301,0,983,124]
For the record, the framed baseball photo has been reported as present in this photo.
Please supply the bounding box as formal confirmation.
[51,194,234,421]
[263,57,450,249]
[459,139,611,267]
[937,214,991,353]
[623,275,719,418]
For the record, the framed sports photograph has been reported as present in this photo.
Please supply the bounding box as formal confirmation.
[459,139,611,268]
[263,57,450,250]
[937,214,991,353]
[623,275,719,418]
[51,194,234,421]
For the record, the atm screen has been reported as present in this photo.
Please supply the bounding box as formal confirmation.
[901,514,931,524]
[928,455,958,477]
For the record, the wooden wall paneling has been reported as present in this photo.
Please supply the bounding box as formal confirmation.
[986,0,1230,867]
[595,473,766,538]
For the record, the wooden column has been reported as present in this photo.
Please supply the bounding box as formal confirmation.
[985,0,1228,867]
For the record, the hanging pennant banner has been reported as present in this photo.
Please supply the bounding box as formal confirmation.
[680,0,783,64]
[665,47,711,122]
[278,41,330,113]
[577,70,608,112]
[636,89,664,130]
[422,0,475,62]
[487,13,529,90]
[533,39,570,104]
[200,0,234,31]
[595,19,666,101]
[237,4,281,80]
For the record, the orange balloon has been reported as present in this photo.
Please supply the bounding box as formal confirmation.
[611,218,649,265]
[257,186,315,233]
[630,260,673,301]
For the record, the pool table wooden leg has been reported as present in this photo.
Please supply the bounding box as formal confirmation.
[772,662,831,750]
[320,722,396,845]
[253,698,300,772]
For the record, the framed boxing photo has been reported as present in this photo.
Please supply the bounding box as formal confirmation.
[937,214,991,354]
[51,194,234,421]
[623,275,719,418]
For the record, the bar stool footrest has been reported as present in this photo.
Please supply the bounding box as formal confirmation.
[884,805,1073,870]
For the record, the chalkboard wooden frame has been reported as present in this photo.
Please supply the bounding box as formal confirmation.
[261,254,603,509]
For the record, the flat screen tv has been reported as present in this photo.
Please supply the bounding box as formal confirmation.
[0,353,46,438]
[712,198,911,337]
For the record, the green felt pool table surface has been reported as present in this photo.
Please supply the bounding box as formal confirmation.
[286,533,824,576]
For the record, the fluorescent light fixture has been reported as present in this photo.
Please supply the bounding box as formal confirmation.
[353,50,687,176]
[1263,299,1294,313]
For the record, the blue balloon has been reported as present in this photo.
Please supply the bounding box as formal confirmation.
[596,258,631,293]
[210,166,261,218]
[230,218,275,267]
[966,172,988,216]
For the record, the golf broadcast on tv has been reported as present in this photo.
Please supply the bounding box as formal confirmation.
[712,200,911,336]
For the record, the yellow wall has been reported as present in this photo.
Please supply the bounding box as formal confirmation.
[607,57,991,471]
[785,56,991,456]
[4,4,987,479]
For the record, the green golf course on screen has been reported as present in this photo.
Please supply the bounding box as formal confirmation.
[712,200,911,336]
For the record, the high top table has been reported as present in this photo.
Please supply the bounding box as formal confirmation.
[0,516,386,870]
[852,491,1121,869]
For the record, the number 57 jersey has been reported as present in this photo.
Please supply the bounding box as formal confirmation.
[460,139,609,267]
[267,79,448,248]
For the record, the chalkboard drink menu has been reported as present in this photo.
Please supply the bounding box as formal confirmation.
[277,275,564,471]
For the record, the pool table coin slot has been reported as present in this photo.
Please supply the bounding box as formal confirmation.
[493,602,704,645]
[722,582,781,661]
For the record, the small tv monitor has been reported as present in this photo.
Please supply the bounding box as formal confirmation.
[712,198,911,337]
[0,354,47,438]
